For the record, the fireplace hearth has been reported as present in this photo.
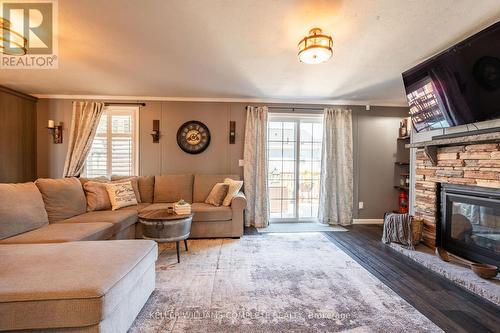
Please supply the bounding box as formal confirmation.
[439,184,500,267]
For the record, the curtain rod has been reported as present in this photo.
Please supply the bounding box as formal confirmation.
[267,106,324,111]
[104,102,146,107]
[246,106,325,111]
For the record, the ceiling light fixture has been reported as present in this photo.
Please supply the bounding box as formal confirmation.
[298,28,333,64]
[0,18,27,55]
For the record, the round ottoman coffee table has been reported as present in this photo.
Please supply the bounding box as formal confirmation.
[138,209,193,263]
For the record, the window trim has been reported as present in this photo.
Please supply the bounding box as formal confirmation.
[84,106,139,178]
[268,112,323,223]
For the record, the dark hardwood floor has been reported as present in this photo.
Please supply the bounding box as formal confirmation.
[323,225,500,333]
[244,225,500,332]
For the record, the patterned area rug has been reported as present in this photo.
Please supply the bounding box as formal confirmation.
[130,234,442,332]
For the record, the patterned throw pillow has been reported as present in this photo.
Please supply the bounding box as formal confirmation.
[104,181,138,210]
[222,178,244,206]
[205,183,229,207]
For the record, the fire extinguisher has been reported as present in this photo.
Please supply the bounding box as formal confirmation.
[399,191,409,213]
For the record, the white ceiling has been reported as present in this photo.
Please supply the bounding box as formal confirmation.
[1,0,499,106]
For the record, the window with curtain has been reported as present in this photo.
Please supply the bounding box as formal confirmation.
[268,113,323,222]
[85,106,138,178]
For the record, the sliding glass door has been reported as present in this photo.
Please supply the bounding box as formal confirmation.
[268,114,323,222]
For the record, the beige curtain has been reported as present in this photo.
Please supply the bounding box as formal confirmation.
[318,108,353,225]
[63,101,105,177]
[243,106,269,228]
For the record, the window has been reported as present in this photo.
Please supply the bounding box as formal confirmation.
[85,106,139,178]
[268,113,323,222]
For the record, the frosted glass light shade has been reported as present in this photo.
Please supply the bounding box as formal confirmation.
[298,28,333,64]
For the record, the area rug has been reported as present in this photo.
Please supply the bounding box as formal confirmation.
[389,243,500,306]
[257,222,347,233]
[130,234,442,332]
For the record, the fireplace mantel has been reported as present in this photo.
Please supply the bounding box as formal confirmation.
[406,131,500,149]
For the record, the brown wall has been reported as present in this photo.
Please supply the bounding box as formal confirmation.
[0,86,37,183]
[36,99,409,219]
[36,100,247,178]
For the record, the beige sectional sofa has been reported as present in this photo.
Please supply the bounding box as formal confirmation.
[0,173,246,332]
[0,173,246,244]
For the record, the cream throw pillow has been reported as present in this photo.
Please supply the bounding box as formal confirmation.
[104,181,138,210]
[205,183,229,207]
[222,178,243,206]
[109,176,142,203]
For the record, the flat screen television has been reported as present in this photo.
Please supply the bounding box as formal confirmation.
[402,21,500,133]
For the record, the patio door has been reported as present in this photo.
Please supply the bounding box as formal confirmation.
[268,113,323,222]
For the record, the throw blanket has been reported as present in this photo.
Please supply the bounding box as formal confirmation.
[382,213,414,250]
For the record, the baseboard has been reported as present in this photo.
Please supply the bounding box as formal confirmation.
[353,219,384,225]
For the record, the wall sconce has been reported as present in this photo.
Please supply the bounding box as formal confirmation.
[47,120,63,144]
[151,119,160,143]
[229,121,236,144]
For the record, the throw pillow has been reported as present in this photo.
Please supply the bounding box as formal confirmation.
[83,181,112,211]
[205,183,229,207]
[104,181,138,210]
[110,176,142,203]
[222,178,243,206]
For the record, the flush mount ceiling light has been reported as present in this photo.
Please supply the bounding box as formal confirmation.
[0,18,27,55]
[298,27,333,64]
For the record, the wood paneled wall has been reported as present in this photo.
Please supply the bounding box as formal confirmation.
[0,86,37,183]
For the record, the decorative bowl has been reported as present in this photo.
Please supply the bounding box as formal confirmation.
[470,263,498,279]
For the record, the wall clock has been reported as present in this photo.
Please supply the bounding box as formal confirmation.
[176,121,211,154]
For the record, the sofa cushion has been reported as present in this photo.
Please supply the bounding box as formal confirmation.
[137,176,155,203]
[154,174,194,203]
[0,222,114,244]
[193,174,240,203]
[191,202,232,222]
[0,240,157,331]
[0,182,49,240]
[118,203,152,212]
[35,177,87,223]
[139,203,172,212]
[60,209,138,234]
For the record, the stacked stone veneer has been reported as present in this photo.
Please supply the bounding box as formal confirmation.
[415,143,500,248]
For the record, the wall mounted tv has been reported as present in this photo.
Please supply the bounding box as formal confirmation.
[402,21,500,133]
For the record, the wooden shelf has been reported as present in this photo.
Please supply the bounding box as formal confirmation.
[394,185,409,191]
[398,136,411,140]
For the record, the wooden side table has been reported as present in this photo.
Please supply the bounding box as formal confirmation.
[138,209,193,263]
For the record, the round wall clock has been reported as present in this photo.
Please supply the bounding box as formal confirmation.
[176,121,211,154]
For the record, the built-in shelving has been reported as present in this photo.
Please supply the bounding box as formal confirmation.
[394,134,410,211]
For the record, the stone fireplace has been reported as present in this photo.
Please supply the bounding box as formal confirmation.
[414,142,500,252]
